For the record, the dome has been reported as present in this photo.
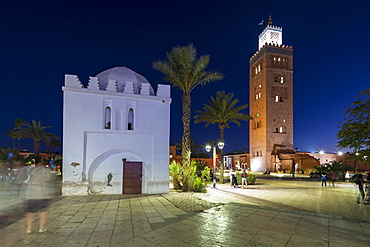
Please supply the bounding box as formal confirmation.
[96,66,154,95]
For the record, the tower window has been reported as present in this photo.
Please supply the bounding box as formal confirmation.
[104,107,111,129]
[275,96,283,102]
[274,75,284,83]
[275,127,285,133]
[128,108,134,130]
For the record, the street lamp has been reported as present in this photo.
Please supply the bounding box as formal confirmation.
[205,141,224,188]
[338,151,343,163]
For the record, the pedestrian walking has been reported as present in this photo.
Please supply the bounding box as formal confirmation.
[23,162,56,234]
[230,170,233,187]
[329,173,335,187]
[353,173,365,204]
[230,169,238,188]
[241,170,248,189]
[345,171,350,183]
[321,173,327,187]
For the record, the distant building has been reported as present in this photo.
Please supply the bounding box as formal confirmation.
[62,66,171,195]
[249,15,294,172]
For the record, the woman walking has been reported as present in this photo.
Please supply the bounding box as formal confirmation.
[241,170,248,189]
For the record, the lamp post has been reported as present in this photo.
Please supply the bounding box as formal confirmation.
[206,141,224,188]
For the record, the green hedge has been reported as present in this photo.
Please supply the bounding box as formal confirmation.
[236,173,256,185]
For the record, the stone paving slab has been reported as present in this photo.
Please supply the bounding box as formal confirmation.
[0,179,370,246]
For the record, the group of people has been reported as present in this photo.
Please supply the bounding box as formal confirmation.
[321,171,370,204]
[352,172,370,204]
[229,169,249,189]
[11,161,57,233]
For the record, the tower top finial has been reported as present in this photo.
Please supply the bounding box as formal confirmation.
[268,14,273,25]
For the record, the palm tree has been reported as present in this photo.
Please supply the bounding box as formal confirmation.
[7,118,24,149]
[174,138,207,158]
[194,91,252,183]
[7,129,17,149]
[13,120,59,162]
[45,139,61,161]
[153,44,223,191]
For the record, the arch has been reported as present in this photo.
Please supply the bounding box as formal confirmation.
[88,149,142,193]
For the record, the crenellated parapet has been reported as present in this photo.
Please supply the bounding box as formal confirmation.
[258,25,282,39]
[65,74,84,88]
[250,43,293,62]
[156,84,171,98]
[64,74,170,98]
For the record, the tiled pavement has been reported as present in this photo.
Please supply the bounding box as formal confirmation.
[0,178,369,247]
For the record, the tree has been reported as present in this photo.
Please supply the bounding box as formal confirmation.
[153,44,223,191]
[7,118,24,149]
[337,89,370,169]
[194,91,252,183]
[174,138,209,158]
[11,120,59,163]
[45,139,61,161]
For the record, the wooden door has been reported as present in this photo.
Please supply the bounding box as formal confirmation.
[122,161,142,194]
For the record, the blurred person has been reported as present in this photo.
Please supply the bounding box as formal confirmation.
[24,161,56,233]
[353,173,365,203]
[230,168,238,188]
[345,171,350,183]
[11,161,27,196]
[321,173,327,187]
[241,169,248,189]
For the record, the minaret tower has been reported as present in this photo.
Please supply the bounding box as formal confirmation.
[249,15,294,172]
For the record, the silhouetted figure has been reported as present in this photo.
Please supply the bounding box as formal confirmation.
[231,169,238,188]
[321,173,327,187]
[354,173,365,203]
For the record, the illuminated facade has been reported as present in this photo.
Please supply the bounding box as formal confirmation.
[249,17,294,171]
[62,66,171,195]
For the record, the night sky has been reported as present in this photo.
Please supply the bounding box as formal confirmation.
[0,0,368,154]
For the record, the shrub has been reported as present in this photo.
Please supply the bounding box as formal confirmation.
[247,173,256,185]
[169,161,182,190]
[236,172,256,185]
[192,177,206,192]
[170,160,209,192]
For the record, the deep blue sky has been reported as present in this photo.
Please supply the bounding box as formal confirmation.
[0,0,368,154]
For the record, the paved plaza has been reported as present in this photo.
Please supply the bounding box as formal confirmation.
[0,176,369,247]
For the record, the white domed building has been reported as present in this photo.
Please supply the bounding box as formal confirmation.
[62,66,171,195]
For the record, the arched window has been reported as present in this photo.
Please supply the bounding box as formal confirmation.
[275,96,283,102]
[105,107,111,129]
[128,108,134,130]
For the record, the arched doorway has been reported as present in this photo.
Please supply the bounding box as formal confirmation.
[88,149,142,194]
